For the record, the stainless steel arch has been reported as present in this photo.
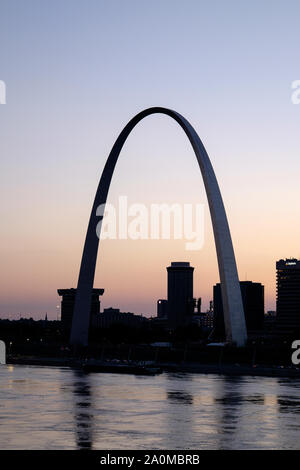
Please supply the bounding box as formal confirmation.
[70,107,247,347]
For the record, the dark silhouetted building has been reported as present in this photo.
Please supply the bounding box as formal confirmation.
[157,299,168,319]
[57,288,104,330]
[276,258,300,334]
[214,281,264,337]
[192,299,214,329]
[167,262,194,328]
[95,307,146,328]
[265,310,276,331]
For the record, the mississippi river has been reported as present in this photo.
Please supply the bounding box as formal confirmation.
[0,365,299,449]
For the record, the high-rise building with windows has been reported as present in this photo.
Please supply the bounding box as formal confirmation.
[57,288,104,330]
[167,262,194,328]
[214,281,264,337]
[276,258,300,334]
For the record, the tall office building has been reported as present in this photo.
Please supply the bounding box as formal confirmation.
[276,258,300,333]
[214,281,264,337]
[167,262,194,328]
[57,288,104,330]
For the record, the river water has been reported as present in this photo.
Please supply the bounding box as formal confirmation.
[0,364,299,449]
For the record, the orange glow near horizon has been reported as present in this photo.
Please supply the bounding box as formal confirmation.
[1,85,300,320]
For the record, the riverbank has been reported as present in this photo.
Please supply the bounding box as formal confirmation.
[6,356,300,378]
[159,362,300,378]
[7,356,82,368]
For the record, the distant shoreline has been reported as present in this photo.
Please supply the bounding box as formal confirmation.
[6,356,300,378]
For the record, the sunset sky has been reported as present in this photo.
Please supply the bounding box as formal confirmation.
[1,0,300,319]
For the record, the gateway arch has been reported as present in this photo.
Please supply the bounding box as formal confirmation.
[70,107,247,347]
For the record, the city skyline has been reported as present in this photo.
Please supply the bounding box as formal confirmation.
[2,1,300,456]
[1,1,300,319]
[70,106,247,347]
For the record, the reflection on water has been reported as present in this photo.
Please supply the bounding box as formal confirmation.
[0,365,300,449]
[167,391,193,404]
[216,376,243,447]
[71,371,94,450]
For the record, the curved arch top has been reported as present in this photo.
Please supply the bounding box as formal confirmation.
[70,107,247,347]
